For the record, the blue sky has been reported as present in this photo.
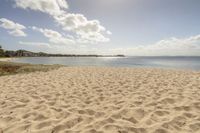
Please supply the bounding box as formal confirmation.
[0,0,200,55]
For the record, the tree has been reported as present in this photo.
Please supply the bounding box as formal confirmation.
[0,45,5,57]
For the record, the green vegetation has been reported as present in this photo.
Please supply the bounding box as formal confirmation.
[0,61,61,76]
[0,45,59,76]
[0,45,125,57]
[0,45,5,57]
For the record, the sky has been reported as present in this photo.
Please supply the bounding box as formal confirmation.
[0,0,200,56]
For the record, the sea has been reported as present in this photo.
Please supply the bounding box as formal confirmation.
[12,56,200,70]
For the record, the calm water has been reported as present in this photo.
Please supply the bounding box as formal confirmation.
[12,56,200,70]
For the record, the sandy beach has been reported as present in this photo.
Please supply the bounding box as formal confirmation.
[0,67,200,133]
[0,58,14,62]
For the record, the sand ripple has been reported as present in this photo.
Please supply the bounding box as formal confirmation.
[0,67,200,133]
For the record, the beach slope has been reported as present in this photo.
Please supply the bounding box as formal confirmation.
[0,67,200,133]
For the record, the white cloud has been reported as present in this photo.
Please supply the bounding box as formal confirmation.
[19,41,51,47]
[110,35,200,56]
[14,0,68,16]
[32,26,75,45]
[77,32,110,44]
[14,0,111,43]
[54,13,110,43]
[106,31,112,35]
[0,18,27,37]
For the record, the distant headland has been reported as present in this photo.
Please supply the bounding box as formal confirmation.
[0,46,125,58]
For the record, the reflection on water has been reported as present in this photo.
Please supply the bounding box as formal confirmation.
[12,56,200,70]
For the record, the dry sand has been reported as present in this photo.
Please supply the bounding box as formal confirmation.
[0,67,200,133]
[0,58,14,62]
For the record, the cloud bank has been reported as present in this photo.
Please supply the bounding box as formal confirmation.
[0,18,26,37]
[111,35,200,56]
[19,41,51,47]
[14,0,110,44]
[15,34,200,56]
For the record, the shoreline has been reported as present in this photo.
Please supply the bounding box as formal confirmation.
[0,57,15,62]
[1,56,200,72]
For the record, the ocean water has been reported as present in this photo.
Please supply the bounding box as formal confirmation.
[12,56,200,70]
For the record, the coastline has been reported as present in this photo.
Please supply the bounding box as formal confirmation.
[0,67,199,133]
[0,57,15,62]
[0,59,61,76]
[1,56,199,71]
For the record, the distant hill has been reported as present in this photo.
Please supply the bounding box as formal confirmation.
[3,49,125,57]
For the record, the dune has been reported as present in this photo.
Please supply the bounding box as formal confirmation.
[0,67,200,133]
